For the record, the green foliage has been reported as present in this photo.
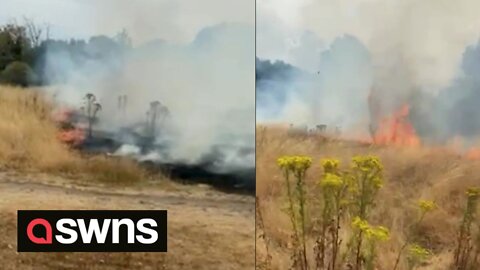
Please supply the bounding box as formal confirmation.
[0,32,15,70]
[0,22,37,86]
[277,155,312,270]
[278,155,390,270]
[407,244,430,270]
[348,156,384,218]
[275,154,480,270]
[453,187,480,270]
[351,217,390,270]
[393,200,436,270]
[0,61,37,86]
[0,20,132,86]
[0,24,33,69]
[341,156,385,270]
[315,158,348,269]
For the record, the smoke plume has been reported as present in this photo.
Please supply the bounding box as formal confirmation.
[41,22,254,172]
[257,0,480,143]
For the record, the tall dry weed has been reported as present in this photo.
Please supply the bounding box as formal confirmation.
[257,126,480,270]
[0,85,145,183]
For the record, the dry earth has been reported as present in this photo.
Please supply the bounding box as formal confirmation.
[0,170,255,269]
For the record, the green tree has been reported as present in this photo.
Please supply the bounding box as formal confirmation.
[0,61,37,86]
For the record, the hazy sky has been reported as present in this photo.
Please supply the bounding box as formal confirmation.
[0,0,254,44]
[258,0,480,89]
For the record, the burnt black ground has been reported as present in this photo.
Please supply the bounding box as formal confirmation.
[76,130,255,195]
[141,161,255,195]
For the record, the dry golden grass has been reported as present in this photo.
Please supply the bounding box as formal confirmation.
[0,85,255,269]
[0,85,144,183]
[82,155,147,184]
[256,125,480,270]
[0,85,76,169]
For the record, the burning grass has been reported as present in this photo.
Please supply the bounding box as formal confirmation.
[371,104,421,147]
[256,125,480,269]
[0,85,144,183]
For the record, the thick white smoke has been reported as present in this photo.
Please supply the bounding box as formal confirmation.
[37,1,254,171]
[259,0,480,86]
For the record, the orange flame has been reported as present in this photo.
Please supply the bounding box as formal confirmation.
[465,149,480,160]
[368,90,480,159]
[57,128,86,146]
[52,107,86,146]
[372,104,421,147]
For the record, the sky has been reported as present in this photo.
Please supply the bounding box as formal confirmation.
[0,0,254,45]
[257,0,480,90]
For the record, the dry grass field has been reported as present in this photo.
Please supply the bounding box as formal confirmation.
[0,85,144,182]
[0,85,254,269]
[256,125,480,270]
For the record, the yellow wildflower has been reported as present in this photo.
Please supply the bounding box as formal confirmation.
[369,226,390,241]
[321,158,340,173]
[292,156,312,172]
[408,244,430,260]
[351,156,384,190]
[321,173,343,189]
[352,156,383,172]
[277,155,312,172]
[277,156,291,170]
[466,187,480,198]
[371,176,383,189]
[418,200,436,213]
[352,216,370,231]
[352,217,389,241]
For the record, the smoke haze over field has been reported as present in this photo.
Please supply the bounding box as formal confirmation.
[258,0,480,87]
[0,0,254,44]
[257,0,480,144]
[1,1,255,172]
[45,23,254,170]
[257,35,373,134]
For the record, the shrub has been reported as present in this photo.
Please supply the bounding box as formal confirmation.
[1,61,37,86]
[278,155,390,270]
[315,159,348,269]
[393,200,436,270]
[277,155,312,270]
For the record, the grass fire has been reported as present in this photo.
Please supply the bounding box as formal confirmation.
[256,0,480,269]
[0,0,254,268]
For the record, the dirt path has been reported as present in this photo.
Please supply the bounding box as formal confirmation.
[0,171,255,269]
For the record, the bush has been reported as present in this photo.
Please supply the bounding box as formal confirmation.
[275,155,435,270]
[0,61,37,86]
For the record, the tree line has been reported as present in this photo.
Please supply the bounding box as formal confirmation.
[0,18,131,87]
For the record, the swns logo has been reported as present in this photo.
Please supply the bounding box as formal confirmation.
[17,210,167,252]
